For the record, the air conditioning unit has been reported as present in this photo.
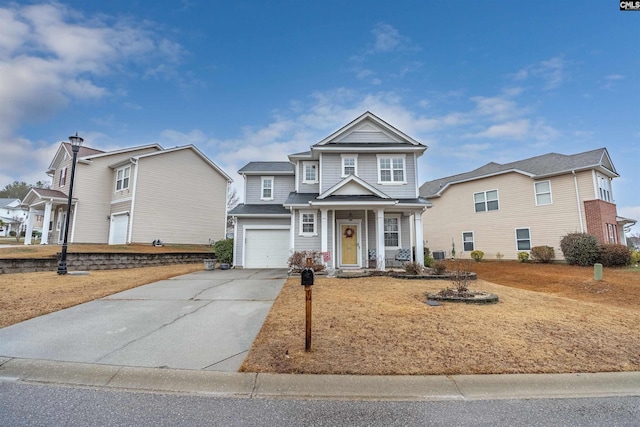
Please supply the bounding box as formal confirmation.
[433,250,446,260]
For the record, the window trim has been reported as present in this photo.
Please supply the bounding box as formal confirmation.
[341,154,358,178]
[515,227,531,251]
[597,174,612,202]
[261,176,274,201]
[462,231,475,252]
[299,210,317,236]
[474,189,499,213]
[115,165,131,192]
[534,180,552,206]
[302,161,318,184]
[383,214,402,249]
[59,167,67,187]
[377,154,407,184]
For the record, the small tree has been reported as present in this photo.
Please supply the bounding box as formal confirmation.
[213,238,234,265]
[560,232,599,266]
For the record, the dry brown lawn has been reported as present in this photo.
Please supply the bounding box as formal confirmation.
[0,264,204,329]
[240,262,640,375]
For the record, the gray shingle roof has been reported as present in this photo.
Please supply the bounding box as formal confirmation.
[228,204,291,216]
[238,162,294,174]
[420,148,615,198]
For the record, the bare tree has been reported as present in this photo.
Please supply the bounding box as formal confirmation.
[227,187,240,211]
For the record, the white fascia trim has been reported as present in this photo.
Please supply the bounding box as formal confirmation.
[127,159,139,244]
[314,146,425,153]
[233,214,291,218]
[310,200,398,207]
[318,174,390,199]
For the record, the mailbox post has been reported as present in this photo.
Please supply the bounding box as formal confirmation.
[301,257,314,352]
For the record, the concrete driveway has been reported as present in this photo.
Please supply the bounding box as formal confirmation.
[0,269,287,371]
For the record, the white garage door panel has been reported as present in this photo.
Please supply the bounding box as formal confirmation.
[245,229,289,268]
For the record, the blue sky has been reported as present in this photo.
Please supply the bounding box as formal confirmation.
[1,1,638,234]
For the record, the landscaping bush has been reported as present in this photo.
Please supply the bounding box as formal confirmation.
[560,232,599,266]
[598,244,631,267]
[423,248,434,268]
[495,252,504,261]
[213,238,234,265]
[632,250,640,265]
[403,261,423,275]
[530,246,555,263]
[287,250,325,272]
[432,261,447,275]
[518,252,530,262]
[470,250,484,262]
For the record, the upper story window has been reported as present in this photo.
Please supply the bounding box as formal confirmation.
[597,174,612,202]
[299,210,317,236]
[261,176,274,200]
[534,181,552,205]
[341,155,358,177]
[377,155,405,184]
[115,166,131,191]
[474,190,499,212]
[303,162,318,184]
[383,215,401,248]
[59,167,67,187]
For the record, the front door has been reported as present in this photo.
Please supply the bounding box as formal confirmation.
[340,224,359,266]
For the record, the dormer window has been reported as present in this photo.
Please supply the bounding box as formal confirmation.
[261,176,274,200]
[303,162,318,184]
[116,166,131,191]
[341,154,358,177]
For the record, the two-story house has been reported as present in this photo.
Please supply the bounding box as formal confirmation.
[419,148,636,260]
[21,141,232,245]
[229,112,430,269]
[0,198,31,237]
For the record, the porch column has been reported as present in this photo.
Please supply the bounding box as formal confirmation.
[376,208,385,270]
[41,201,53,245]
[414,212,425,265]
[290,209,295,252]
[24,207,35,245]
[320,209,328,266]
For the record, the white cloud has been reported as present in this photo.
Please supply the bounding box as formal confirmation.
[513,56,566,90]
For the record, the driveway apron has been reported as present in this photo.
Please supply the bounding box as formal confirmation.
[0,269,287,372]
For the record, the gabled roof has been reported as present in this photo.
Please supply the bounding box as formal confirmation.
[21,188,73,208]
[238,161,294,175]
[420,148,618,198]
[47,142,161,173]
[283,192,430,208]
[228,204,291,216]
[0,198,21,208]
[317,175,390,200]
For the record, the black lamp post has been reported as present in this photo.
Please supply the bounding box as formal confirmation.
[57,133,83,275]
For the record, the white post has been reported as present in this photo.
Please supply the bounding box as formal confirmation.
[414,212,424,266]
[41,201,53,244]
[376,208,385,270]
[24,207,35,245]
[321,209,328,265]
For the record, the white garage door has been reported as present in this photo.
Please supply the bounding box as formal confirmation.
[109,214,128,244]
[245,229,290,268]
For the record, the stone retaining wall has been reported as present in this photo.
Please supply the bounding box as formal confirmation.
[0,252,214,274]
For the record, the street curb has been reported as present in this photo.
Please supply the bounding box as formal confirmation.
[1,358,639,401]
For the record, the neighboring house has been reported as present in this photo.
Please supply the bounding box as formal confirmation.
[0,198,29,237]
[229,112,430,269]
[21,142,232,245]
[419,148,637,261]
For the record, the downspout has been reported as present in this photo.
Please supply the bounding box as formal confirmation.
[127,159,139,243]
[572,170,585,233]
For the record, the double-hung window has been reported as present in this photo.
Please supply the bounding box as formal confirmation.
[534,181,552,205]
[59,167,67,187]
[299,210,317,236]
[116,166,130,191]
[341,155,358,177]
[597,174,612,202]
[261,176,274,200]
[302,162,318,184]
[377,155,406,184]
[384,215,400,248]
[516,228,531,251]
[462,232,474,251]
[474,190,499,212]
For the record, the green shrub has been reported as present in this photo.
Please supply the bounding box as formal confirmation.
[632,250,640,265]
[470,250,484,262]
[213,238,234,264]
[287,250,325,272]
[518,252,530,262]
[530,246,555,263]
[598,244,631,267]
[432,261,447,275]
[423,248,434,268]
[560,232,599,266]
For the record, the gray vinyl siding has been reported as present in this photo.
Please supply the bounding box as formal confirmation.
[130,149,228,244]
[234,217,291,267]
[320,153,417,198]
[245,175,295,204]
[297,161,320,193]
[293,208,322,252]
